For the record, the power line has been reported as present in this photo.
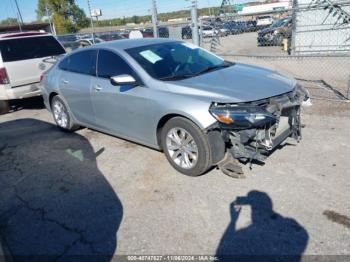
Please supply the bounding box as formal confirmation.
[13,0,24,24]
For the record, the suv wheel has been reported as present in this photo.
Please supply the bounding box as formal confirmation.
[0,100,10,114]
[51,95,79,131]
[161,117,211,176]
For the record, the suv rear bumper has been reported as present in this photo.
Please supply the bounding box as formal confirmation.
[0,83,41,100]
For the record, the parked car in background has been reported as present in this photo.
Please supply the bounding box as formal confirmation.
[202,26,216,37]
[142,28,154,38]
[258,16,292,46]
[78,38,104,47]
[0,32,65,113]
[246,20,258,32]
[182,26,192,39]
[256,15,274,29]
[141,27,169,38]
[217,24,230,36]
[56,34,80,52]
[119,31,130,39]
[158,27,169,38]
[98,33,126,42]
[41,38,309,177]
[223,21,246,35]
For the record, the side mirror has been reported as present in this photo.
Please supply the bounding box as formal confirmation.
[110,74,138,86]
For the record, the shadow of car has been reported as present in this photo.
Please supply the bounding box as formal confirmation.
[0,118,123,259]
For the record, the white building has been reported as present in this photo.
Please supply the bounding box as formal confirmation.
[239,1,292,15]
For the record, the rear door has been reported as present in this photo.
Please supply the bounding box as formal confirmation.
[0,35,65,87]
[58,49,97,126]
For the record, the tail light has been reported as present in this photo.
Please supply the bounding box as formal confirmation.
[0,67,9,85]
[40,74,44,83]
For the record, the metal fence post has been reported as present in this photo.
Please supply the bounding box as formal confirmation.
[151,0,158,38]
[86,0,95,44]
[290,0,297,55]
[199,18,203,47]
[347,75,350,99]
[191,0,199,46]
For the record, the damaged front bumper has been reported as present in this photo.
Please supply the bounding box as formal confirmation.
[206,85,309,177]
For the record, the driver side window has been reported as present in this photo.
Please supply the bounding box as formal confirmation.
[97,50,135,79]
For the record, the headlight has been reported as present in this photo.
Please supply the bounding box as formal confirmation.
[209,104,277,129]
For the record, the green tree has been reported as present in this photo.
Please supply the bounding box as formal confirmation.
[0,17,19,26]
[36,0,89,34]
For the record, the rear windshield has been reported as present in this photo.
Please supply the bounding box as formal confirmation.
[0,36,65,62]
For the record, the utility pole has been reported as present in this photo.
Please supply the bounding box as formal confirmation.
[45,3,54,35]
[208,0,212,17]
[13,0,23,31]
[86,0,95,44]
[191,0,199,46]
[151,0,158,38]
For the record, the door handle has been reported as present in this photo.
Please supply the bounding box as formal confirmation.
[62,80,69,84]
[94,85,102,91]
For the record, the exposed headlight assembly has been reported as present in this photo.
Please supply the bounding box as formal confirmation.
[209,104,277,129]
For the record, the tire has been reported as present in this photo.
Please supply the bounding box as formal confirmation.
[161,117,211,176]
[51,95,79,131]
[0,100,10,114]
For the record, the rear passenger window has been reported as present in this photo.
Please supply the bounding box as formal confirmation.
[59,50,97,76]
[0,36,65,62]
[97,50,134,79]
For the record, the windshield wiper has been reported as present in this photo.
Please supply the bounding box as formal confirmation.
[158,61,234,81]
[158,75,192,81]
[193,62,234,76]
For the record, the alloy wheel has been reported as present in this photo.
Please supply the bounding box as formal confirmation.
[166,127,198,169]
[53,100,68,128]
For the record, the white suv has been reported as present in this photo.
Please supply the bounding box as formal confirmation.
[0,32,65,113]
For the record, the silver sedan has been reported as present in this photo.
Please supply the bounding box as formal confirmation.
[41,38,309,177]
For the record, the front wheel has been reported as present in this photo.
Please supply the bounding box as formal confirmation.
[161,117,212,176]
[51,95,79,131]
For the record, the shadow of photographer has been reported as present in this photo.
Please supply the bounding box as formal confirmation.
[216,190,308,261]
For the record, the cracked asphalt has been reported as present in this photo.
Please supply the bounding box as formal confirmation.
[0,83,350,260]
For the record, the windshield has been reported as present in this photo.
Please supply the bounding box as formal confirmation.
[271,18,290,28]
[126,42,230,81]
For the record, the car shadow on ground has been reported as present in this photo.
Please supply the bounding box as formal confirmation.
[216,191,309,262]
[1,97,45,115]
[0,118,123,261]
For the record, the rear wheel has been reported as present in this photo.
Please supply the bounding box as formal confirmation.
[51,95,79,131]
[161,117,211,176]
[0,100,10,114]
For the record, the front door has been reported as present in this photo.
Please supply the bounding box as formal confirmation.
[90,49,155,143]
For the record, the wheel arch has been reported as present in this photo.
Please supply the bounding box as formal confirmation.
[156,113,206,150]
[49,92,59,108]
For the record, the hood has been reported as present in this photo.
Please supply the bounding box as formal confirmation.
[165,63,296,103]
[259,26,279,35]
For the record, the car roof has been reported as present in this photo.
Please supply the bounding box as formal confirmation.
[0,31,49,40]
[90,38,179,51]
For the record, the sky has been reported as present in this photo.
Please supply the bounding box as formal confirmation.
[1,0,228,23]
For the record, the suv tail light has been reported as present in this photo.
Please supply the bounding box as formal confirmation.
[0,67,10,85]
[40,74,44,83]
